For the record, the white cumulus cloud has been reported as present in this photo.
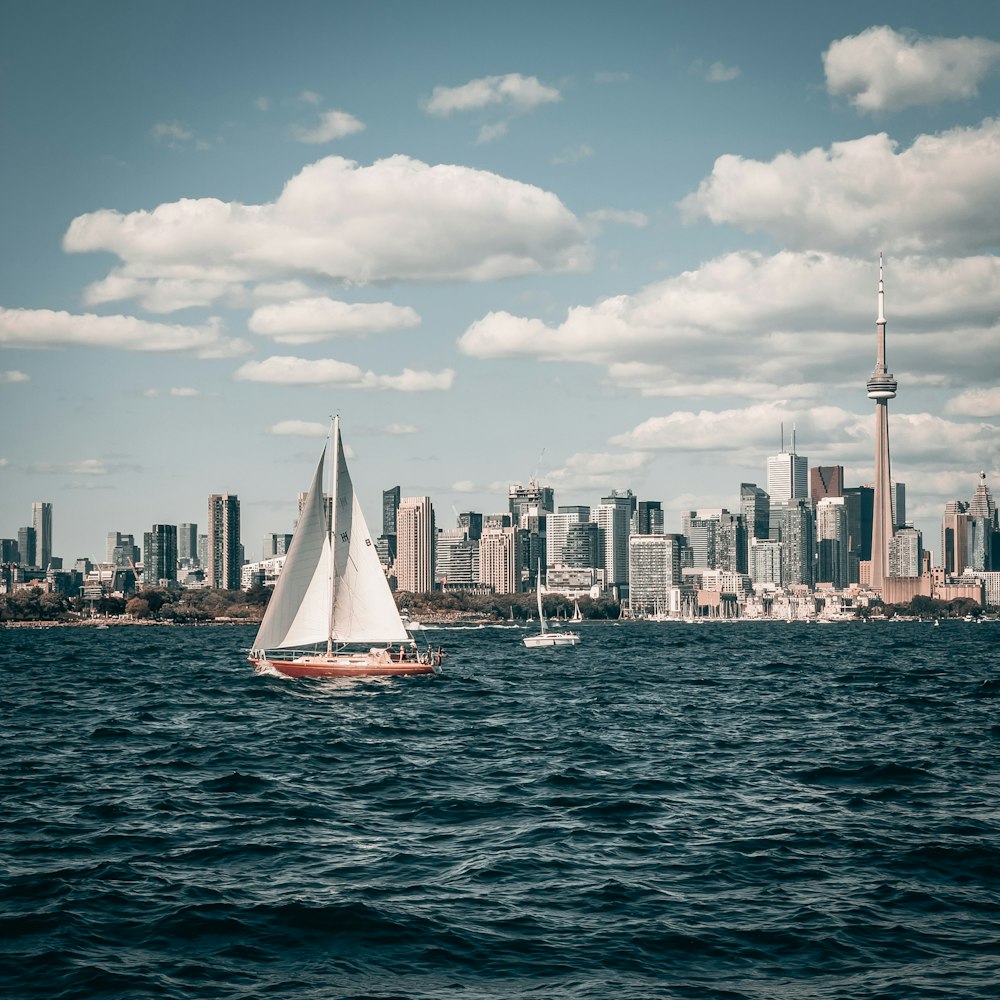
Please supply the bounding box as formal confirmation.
[269,420,328,437]
[824,26,1000,113]
[65,155,590,310]
[291,109,365,144]
[424,73,561,115]
[234,356,455,392]
[248,297,420,344]
[0,370,29,383]
[0,307,249,358]
[680,118,1000,255]
[944,387,1000,418]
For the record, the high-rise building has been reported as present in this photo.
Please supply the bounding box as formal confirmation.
[593,491,635,589]
[889,525,922,578]
[969,472,997,571]
[382,486,401,535]
[478,525,519,595]
[0,538,19,563]
[509,481,555,525]
[32,501,52,570]
[563,521,600,569]
[262,533,294,559]
[779,499,815,587]
[17,526,36,568]
[633,500,664,535]
[740,483,771,565]
[866,255,898,591]
[767,438,807,541]
[435,527,478,587]
[547,506,590,567]
[941,500,971,575]
[396,496,435,593]
[810,466,844,501]
[143,524,178,584]
[750,538,783,585]
[207,493,241,589]
[628,533,683,616]
[681,509,746,574]
[178,523,199,565]
[457,512,483,541]
[816,496,849,588]
[107,531,140,569]
[891,482,906,530]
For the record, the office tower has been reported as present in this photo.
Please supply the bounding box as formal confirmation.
[780,499,815,587]
[633,500,664,535]
[816,496,849,588]
[681,509,746,573]
[889,525,922,577]
[143,524,178,584]
[17,526,36,567]
[107,532,140,569]
[941,500,971,575]
[396,496,435,593]
[382,486,401,535]
[750,538,783,585]
[547,507,589,567]
[0,538,19,563]
[207,493,241,589]
[890,482,906,530]
[628,534,683,616]
[32,501,52,570]
[810,466,844,501]
[457,512,483,541]
[178,523,199,565]
[197,533,208,568]
[262,533,294,559]
[593,491,635,588]
[969,472,996,571]
[478,526,519,595]
[843,485,873,583]
[509,481,555,525]
[740,483,770,562]
[517,510,547,588]
[767,435,807,541]
[483,512,513,530]
[435,527,478,587]
[563,521,600,568]
[866,255,897,590]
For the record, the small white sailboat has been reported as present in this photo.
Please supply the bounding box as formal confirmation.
[249,417,441,678]
[571,600,582,623]
[522,563,580,648]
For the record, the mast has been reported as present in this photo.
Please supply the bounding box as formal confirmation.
[327,415,339,654]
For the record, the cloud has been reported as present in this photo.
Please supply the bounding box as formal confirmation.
[0,307,249,358]
[234,356,455,391]
[385,423,417,435]
[458,251,1000,401]
[544,451,654,492]
[697,60,741,83]
[169,387,200,397]
[824,26,1000,113]
[944,387,1000,418]
[552,144,594,166]
[0,369,29,383]
[477,121,509,144]
[25,458,141,476]
[423,73,561,115]
[291,109,365,144]
[151,121,194,145]
[65,155,590,309]
[269,420,328,437]
[248,297,420,344]
[679,118,1000,255]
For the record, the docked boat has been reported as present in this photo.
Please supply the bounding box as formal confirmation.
[248,417,441,678]
[523,564,580,648]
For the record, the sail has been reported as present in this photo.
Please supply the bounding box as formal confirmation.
[251,447,333,651]
[330,422,410,644]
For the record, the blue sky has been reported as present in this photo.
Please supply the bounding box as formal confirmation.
[2,0,999,565]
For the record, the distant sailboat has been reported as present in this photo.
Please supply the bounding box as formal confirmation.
[571,600,582,623]
[248,417,441,678]
[522,563,580,648]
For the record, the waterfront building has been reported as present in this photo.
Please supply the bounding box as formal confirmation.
[844,485,873,583]
[207,493,241,590]
[435,526,479,588]
[32,501,53,570]
[816,496,849,588]
[143,524,178,584]
[628,533,683,617]
[888,524,922,578]
[478,525,519,595]
[750,538,783,586]
[633,500,664,535]
[941,500,971,576]
[562,520,601,569]
[178,523,199,566]
[810,466,844,501]
[396,496,435,593]
[779,499,815,588]
[594,490,635,589]
[17,525,36,568]
[547,506,590,567]
[681,509,746,574]
[740,483,771,567]
[866,255,898,591]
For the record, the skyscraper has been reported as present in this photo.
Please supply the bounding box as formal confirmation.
[17,525,36,567]
[178,523,199,565]
[207,493,241,589]
[810,466,844,501]
[593,491,635,589]
[478,526,519,595]
[941,500,970,575]
[866,254,897,591]
[766,436,807,541]
[628,533,683,616]
[816,496,849,588]
[32,501,52,570]
[396,496,435,593]
[143,524,178,584]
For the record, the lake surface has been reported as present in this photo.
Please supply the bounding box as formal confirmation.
[2,620,999,999]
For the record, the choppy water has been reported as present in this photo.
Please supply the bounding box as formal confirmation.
[2,620,999,999]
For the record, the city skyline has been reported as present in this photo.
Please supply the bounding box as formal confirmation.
[2,2,999,563]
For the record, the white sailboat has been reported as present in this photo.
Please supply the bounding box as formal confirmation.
[522,564,580,648]
[249,417,441,678]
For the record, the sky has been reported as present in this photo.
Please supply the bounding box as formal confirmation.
[1,0,999,566]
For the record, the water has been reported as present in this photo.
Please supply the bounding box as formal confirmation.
[2,620,999,999]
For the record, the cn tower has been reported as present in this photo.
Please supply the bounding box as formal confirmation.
[866,253,897,591]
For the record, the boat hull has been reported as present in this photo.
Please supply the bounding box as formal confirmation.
[250,650,438,678]
[522,632,580,648]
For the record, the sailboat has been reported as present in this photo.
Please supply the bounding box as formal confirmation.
[571,600,582,623]
[249,417,441,678]
[522,563,580,648]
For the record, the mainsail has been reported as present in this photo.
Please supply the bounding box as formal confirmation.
[251,419,409,653]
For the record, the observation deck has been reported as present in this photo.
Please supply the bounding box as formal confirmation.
[867,371,898,400]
